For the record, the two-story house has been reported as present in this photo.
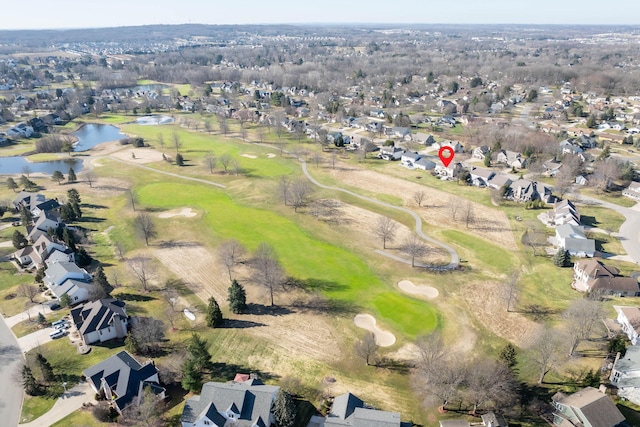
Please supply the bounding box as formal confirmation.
[551,387,625,427]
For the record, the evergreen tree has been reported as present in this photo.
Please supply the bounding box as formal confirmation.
[51,170,64,184]
[67,167,77,183]
[35,353,55,382]
[62,227,76,251]
[67,188,81,204]
[227,280,247,314]
[93,266,113,296]
[75,246,92,267]
[181,357,203,393]
[607,335,628,357]
[60,202,77,223]
[125,332,138,354]
[205,297,223,328]
[34,267,45,283]
[12,229,27,249]
[7,177,18,192]
[273,389,296,427]
[37,312,46,325]
[498,343,518,369]
[60,293,72,307]
[21,364,38,396]
[20,175,37,191]
[586,114,597,129]
[20,206,33,227]
[71,201,82,219]
[483,153,491,167]
[176,153,184,166]
[187,333,211,370]
[553,249,571,267]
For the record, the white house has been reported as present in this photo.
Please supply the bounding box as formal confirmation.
[71,299,128,345]
[378,146,403,161]
[401,151,421,168]
[556,224,595,258]
[611,345,640,406]
[433,140,463,153]
[623,182,640,200]
[614,306,640,345]
[469,167,495,187]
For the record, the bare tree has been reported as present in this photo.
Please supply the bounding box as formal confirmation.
[448,196,460,221]
[17,284,39,303]
[129,257,153,291]
[354,332,379,366]
[330,152,338,169]
[413,191,426,207]
[415,356,466,411]
[157,133,164,149]
[114,241,126,261]
[289,180,314,212]
[250,242,285,306]
[172,131,182,153]
[374,216,398,249]
[130,316,165,354]
[218,239,247,280]
[82,171,96,188]
[162,285,180,312]
[120,385,164,427]
[310,152,323,168]
[460,201,475,229]
[278,176,291,206]
[231,158,242,176]
[163,305,180,331]
[134,213,157,246]
[219,153,233,173]
[564,298,605,357]
[464,357,518,414]
[522,222,547,256]
[128,189,139,211]
[204,118,213,134]
[501,272,519,313]
[400,233,428,267]
[218,115,229,135]
[204,152,216,174]
[415,332,446,383]
[531,328,564,384]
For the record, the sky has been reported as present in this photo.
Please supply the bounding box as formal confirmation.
[2,0,640,29]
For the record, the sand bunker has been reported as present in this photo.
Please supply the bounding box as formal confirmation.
[353,314,396,347]
[158,208,197,219]
[183,308,196,321]
[266,153,276,158]
[241,154,258,159]
[398,280,439,299]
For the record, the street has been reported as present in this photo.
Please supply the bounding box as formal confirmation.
[0,314,24,427]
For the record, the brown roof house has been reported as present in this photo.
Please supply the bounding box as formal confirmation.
[573,259,640,296]
[551,387,626,427]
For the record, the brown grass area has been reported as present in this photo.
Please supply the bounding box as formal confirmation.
[458,280,543,348]
[327,166,516,248]
[152,243,343,363]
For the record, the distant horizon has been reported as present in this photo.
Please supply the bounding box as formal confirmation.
[2,0,639,30]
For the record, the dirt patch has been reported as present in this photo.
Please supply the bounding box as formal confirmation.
[397,280,439,299]
[108,146,164,164]
[459,280,543,348]
[153,243,343,362]
[327,166,516,248]
[353,314,396,347]
[158,208,197,219]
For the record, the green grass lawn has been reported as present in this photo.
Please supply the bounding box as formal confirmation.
[20,395,57,424]
[440,229,516,274]
[50,410,109,427]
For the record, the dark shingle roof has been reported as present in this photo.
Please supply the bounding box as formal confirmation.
[71,299,126,336]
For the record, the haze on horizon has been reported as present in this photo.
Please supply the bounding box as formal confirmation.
[3,0,640,30]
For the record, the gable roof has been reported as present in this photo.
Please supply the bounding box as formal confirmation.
[575,259,619,278]
[552,387,626,427]
[181,379,279,427]
[324,392,404,427]
[71,299,127,336]
[83,350,162,411]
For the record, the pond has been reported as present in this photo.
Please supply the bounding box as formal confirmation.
[71,123,126,151]
[0,156,82,175]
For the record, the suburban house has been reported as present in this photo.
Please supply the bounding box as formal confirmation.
[13,191,46,212]
[496,150,526,168]
[556,224,596,258]
[309,392,411,427]
[487,174,513,191]
[433,140,463,153]
[542,160,563,177]
[439,412,508,427]
[401,151,421,168]
[391,126,411,140]
[546,199,580,227]
[70,299,128,345]
[180,377,279,427]
[572,259,639,295]
[414,157,437,171]
[559,139,584,155]
[43,260,94,303]
[622,182,640,200]
[610,345,640,406]
[469,167,495,187]
[27,210,62,242]
[434,162,464,179]
[378,146,403,161]
[614,306,640,345]
[83,351,165,414]
[471,145,490,160]
[412,132,435,145]
[508,180,553,203]
[30,199,60,218]
[11,234,72,269]
[551,387,626,427]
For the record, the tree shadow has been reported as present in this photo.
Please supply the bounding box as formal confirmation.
[297,278,348,293]
[219,318,266,329]
[207,362,279,383]
[245,303,293,316]
[375,357,413,374]
[290,295,357,316]
[78,216,106,223]
[82,204,108,210]
[116,293,156,302]
[581,215,597,227]
[156,240,202,249]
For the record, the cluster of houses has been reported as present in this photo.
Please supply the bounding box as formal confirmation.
[548,200,597,258]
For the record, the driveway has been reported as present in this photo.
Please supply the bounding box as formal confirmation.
[19,381,94,427]
[16,327,54,352]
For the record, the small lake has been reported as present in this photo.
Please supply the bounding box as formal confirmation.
[72,123,126,151]
[0,157,83,175]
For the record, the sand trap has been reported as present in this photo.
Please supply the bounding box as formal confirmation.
[266,153,276,158]
[158,207,197,218]
[241,154,258,159]
[353,314,396,347]
[183,308,196,321]
[398,280,439,299]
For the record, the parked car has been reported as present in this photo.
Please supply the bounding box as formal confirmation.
[51,319,66,328]
[49,303,61,311]
[49,329,65,339]
[54,322,70,330]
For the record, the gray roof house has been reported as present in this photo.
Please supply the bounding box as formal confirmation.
[440,412,508,427]
[551,387,626,427]
[181,378,279,427]
[321,392,411,427]
[71,299,128,345]
[414,157,437,171]
[401,151,421,168]
[83,351,165,414]
[622,182,640,200]
[508,179,552,203]
[469,167,495,187]
[556,224,595,258]
[43,261,94,303]
[611,345,640,406]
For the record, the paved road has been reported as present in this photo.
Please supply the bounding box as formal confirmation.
[17,327,54,353]
[0,314,24,427]
[300,160,460,269]
[576,192,640,264]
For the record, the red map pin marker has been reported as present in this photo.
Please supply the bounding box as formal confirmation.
[438,146,455,167]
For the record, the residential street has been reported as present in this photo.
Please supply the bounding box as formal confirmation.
[0,314,24,427]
